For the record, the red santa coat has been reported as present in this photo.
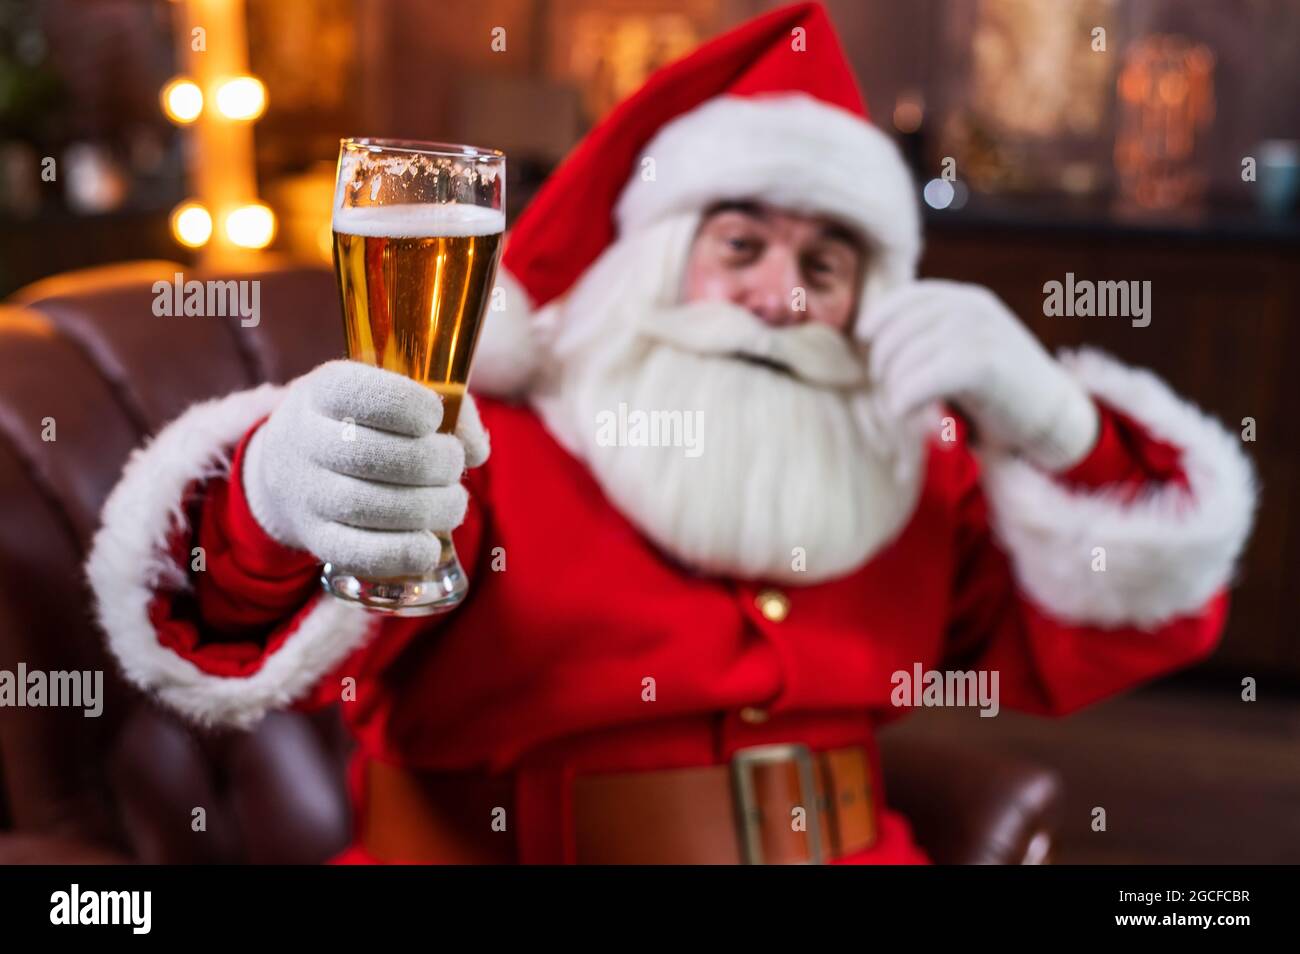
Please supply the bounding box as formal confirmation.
[85,346,1254,864]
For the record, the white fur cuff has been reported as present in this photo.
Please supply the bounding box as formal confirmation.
[980,348,1257,629]
[85,385,375,729]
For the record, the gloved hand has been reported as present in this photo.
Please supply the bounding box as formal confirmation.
[860,279,1098,472]
[242,359,490,578]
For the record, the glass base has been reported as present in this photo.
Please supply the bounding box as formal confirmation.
[321,533,467,616]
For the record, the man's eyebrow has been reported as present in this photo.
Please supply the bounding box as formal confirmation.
[702,201,863,251]
[817,220,863,251]
[703,200,768,221]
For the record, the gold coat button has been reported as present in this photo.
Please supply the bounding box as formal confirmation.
[739,706,769,724]
[755,588,790,622]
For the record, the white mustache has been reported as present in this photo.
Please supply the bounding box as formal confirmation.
[637,301,870,389]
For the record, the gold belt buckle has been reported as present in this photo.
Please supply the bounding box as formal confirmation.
[730,742,825,865]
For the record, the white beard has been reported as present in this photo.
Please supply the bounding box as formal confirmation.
[530,213,929,584]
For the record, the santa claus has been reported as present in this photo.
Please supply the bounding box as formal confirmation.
[86,3,1256,864]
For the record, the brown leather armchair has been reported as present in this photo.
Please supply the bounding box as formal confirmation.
[0,262,1063,865]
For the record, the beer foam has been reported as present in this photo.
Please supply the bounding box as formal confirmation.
[333,203,505,238]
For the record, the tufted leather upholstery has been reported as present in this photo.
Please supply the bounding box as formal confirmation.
[0,262,1062,864]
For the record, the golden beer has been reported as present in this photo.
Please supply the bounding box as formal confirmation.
[332,205,503,432]
[323,138,505,617]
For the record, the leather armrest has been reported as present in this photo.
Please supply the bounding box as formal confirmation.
[879,734,1064,864]
[0,832,133,864]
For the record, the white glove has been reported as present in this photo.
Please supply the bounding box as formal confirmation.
[860,279,1098,472]
[242,360,490,578]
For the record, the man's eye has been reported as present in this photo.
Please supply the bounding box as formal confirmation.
[724,236,759,255]
[804,257,839,287]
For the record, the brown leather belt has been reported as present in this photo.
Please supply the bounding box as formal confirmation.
[363,743,877,864]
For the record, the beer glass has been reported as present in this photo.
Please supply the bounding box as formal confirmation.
[324,138,505,615]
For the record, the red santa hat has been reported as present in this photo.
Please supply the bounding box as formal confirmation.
[472,1,921,397]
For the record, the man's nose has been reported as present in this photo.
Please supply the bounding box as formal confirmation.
[737,249,803,327]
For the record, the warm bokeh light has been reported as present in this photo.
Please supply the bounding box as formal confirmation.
[893,91,925,134]
[161,78,203,124]
[225,203,277,248]
[922,178,956,210]
[170,202,213,247]
[214,76,267,120]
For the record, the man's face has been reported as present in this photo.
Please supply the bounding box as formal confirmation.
[542,208,926,583]
[681,201,866,332]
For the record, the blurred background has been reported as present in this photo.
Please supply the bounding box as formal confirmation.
[5,0,1299,277]
[1,0,1296,862]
